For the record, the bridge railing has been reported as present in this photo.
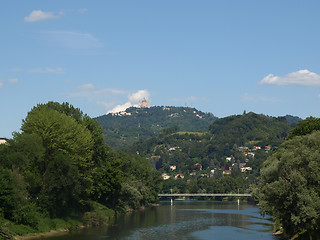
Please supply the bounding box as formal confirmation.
[158,193,251,197]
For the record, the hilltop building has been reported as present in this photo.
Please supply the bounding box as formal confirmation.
[111,111,132,117]
[137,98,150,108]
[0,138,8,144]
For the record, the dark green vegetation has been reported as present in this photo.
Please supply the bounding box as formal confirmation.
[259,117,320,239]
[0,101,308,239]
[0,102,162,239]
[124,111,298,195]
[95,106,217,149]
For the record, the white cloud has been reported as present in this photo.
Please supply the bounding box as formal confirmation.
[68,84,126,100]
[29,67,65,74]
[78,8,88,13]
[260,69,320,86]
[7,78,18,83]
[68,85,151,114]
[107,89,151,114]
[107,102,133,114]
[0,78,18,88]
[42,30,103,50]
[24,10,61,22]
[128,89,150,103]
[242,93,280,102]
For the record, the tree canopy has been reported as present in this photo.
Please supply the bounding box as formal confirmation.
[287,116,320,139]
[259,130,320,238]
[0,102,162,233]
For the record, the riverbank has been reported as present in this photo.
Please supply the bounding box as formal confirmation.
[24,201,275,240]
[15,229,71,240]
[8,202,160,240]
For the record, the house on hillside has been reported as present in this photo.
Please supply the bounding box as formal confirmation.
[169,113,180,118]
[170,165,177,171]
[240,167,252,173]
[162,173,170,180]
[174,174,185,180]
[169,146,180,151]
[0,138,8,144]
[239,163,247,168]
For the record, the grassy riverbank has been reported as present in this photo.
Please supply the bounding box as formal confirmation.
[0,202,115,240]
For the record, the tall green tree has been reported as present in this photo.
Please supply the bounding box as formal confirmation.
[41,153,81,217]
[259,130,320,238]
[287,116,320,139]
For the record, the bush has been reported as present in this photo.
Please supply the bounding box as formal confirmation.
[82,201,114,226]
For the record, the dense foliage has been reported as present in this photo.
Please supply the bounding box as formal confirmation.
[126,112,295,194]
[287,116,320,139]
[259,117,320,238]
[209,112,293,147]
[95,106,217,149]
[0,102,161,237]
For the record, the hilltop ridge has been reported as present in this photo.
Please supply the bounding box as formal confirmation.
[94,106,217,149]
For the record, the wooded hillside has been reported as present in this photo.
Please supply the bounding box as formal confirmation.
[95,106,217,149]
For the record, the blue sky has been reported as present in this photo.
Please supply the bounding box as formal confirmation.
[1,0,320,138]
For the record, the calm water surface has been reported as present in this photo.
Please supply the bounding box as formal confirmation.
[45,201,276,240]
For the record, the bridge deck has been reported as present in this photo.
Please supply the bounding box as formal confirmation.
[158,193,251,197]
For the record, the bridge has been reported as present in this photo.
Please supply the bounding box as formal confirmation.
[158,193,251,198]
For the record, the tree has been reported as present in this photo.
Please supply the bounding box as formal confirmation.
[29,102,123,207]
[21,107,94,189]
[259,130,320,238]
[287,116,320,139]
[0,168,14,219]
[21,107,94,168]
[40,153,81,217]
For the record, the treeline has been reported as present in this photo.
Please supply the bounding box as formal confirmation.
[162,176,247,195]
[258,117,320,239]
[0,102,162,237]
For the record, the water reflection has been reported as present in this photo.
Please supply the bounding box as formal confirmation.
[45,201,275,240]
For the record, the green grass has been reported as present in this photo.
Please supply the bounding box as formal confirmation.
[174,131,207,136]
[0,201,116,239]
[0,213,84,238]
[82,201,115,226]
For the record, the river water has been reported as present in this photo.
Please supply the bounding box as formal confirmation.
[45,201,276,240]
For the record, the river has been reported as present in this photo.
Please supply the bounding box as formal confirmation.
[45,201,276,240]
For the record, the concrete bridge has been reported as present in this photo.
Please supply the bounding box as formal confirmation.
[158,193,252,197]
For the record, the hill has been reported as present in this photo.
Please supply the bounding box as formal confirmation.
[95,106,217,149]
[126,112,296,193]
[208,112,293,147]
[129,112,294,160]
